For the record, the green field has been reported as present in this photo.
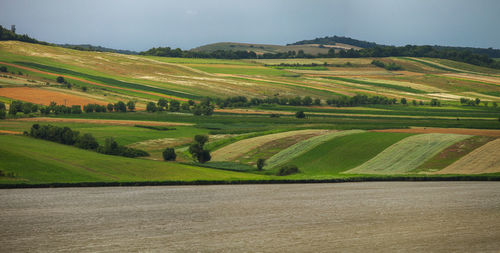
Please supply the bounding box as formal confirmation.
[281,132,413,175]
[1,41,500,186]
[0,134,268,184]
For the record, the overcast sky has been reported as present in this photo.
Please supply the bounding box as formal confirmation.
[1,0,499,51]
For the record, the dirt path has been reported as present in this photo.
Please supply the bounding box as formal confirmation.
[373,127,500,137]
[10,117,193,126]
[435,138,500,174]
[0,61,189,101]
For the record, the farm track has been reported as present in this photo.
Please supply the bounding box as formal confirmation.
[435,138,500,174]
[0,61,190,101]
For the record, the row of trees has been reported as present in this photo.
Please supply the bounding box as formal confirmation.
[371,60,403,70]
[146,98,215,116]
[28,124,149,158]
[4,100,137,117]
[140,45,500,69]
[460,97,498,107]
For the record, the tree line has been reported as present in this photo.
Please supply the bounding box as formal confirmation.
[28,124,149,158]
[140,45,500,69]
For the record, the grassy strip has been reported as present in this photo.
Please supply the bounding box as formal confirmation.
[14,61,200,100]
[2,174,499,188]
[322,76,426,94]
[265,130,365,169]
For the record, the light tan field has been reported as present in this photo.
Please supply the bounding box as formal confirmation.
[0,87,107,106]
[11,117,193,126]
[373,127,500,137]
[443,73,500,85]
[435,138,500,174]
[211,129,330,161]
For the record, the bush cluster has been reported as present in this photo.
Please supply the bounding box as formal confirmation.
[277,165,300,176]
[28,124,149,158]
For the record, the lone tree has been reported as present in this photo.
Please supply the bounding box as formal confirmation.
[295,111,306,119]
[401,98,407,105]
[189,135,211,163]
[162,148,176,161]
[257,158,265,170]
[56,76,65,83]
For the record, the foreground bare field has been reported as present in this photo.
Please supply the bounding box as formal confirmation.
[1,182,499,252]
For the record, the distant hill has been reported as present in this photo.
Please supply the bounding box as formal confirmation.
[58,44,138,55]
[288,35,380,48]
[289,35,500,58]
[190,42,360,55]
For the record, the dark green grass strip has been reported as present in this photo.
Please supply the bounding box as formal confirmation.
[14,62,200,100]
[322,76,426,94]
[2,175,499,189]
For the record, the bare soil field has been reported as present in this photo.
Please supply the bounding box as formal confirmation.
[0,87,106,106]
[435,138,500,174]
[1,182,499,252]
[373,127,500,137]
[11,117,193,126]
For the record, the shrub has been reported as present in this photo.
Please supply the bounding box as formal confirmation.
[107,103,114,112]
[71,105,82,114]
[0,66,7,72]
[277,165,299,176]
[56,76,65,83]
[257,158,265,170]
[75,133,99,150]
[0,109,6,119]
[162,148,177,161]
[189,135,211,163]
[295,111,306,118]
[146,102,157,112]
[127,101,135,111]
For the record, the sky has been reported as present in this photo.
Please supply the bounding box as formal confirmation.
[1,0,499,51]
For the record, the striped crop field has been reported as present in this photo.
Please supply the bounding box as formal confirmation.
[435,138,500,174]
[345,133,471,174]
[264,130,365,169]
[210,129,330,162]
[282,132,413,175]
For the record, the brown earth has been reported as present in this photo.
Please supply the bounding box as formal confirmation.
[0,130,22,135]
[1,182,499,252]
[373,127,500,137]
[10,117,193,126]
[435,138,500,174]
[0,87,107,106]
